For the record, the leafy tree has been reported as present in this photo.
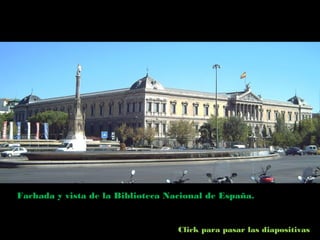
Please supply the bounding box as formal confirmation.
[297,118,316,146]
[272,116,298,147]
[143,127,156,146]
[115,123,129,143]
[0,112,14,136]
[167,120,196,146]
[274,115,286,132]
[223,116,248,144]
[28,110,68,139]
[134,127,145,146]
[116,124,155,147]
[0,112,14,124]
[313,116,320,146]
[198,116,225,147]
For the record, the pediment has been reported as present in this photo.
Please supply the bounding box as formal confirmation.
[237,91,262,103]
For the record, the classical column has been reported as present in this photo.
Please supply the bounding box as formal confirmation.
[66,64,86,140]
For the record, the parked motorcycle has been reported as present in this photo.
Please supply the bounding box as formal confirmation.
[250,164,275,183]
[205,161,237,183]
[298,166,320,183]
[206,172,237,183]
[121,169,136,183]
[166,170,189,183]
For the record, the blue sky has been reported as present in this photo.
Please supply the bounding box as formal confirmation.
[1,42,320,112]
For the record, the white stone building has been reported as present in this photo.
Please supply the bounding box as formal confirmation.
[13,74,313,146]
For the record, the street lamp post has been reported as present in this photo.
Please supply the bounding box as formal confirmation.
[213,64,221,148]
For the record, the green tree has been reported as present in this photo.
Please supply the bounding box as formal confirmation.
[167,120,196,146]
[313,116,320,146]
[144,127,156,146]
[222,116,248,144]
[272,116,297,147]
[134,127,145,146]
[0,112,14,136]
[28,110,68,139]
[198,116,225,147]
[115,123,129,144]
[297,118,316,146]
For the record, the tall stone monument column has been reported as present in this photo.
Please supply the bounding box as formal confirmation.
[66,64,86,140]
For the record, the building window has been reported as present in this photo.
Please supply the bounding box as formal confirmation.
[155,102,160,113]
[162,103,166,113]
[193,104,199,116]
[138,102,142,112]
[267,110,271,120]
[132,102,136,112]
[91,104,95,117]
[288,112,292,121]
[147,102,152,112]
[118,103,122,115]
[127,103,130,113]
[170,102,176,114]
[182,102,188,115]
[204,104,209,116]
[99,105,103,116]
[109,104,113,115]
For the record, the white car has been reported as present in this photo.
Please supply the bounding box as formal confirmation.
[1,147,28,157]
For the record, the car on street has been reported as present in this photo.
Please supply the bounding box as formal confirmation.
[303,145,318,155]
[285,147,303,156]
[0,143,20,148]
[160,146,171,151]
[1,147,28,157]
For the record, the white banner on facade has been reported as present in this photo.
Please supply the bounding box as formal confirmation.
[2,121,7,139]
[36,122,40,140]
[27,122,31,139]
[44,122,49,140]
[16,122,21,140]
[9,121,13,140]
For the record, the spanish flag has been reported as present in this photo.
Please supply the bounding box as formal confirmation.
[240,72,247,79]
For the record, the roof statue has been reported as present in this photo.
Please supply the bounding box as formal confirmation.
[76,64,82,75]
[245,82,251,91]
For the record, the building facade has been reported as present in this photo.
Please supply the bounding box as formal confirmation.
[13,74,313,146]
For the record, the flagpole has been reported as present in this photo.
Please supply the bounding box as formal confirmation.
[213,64,221,149]
[240,72,247,89]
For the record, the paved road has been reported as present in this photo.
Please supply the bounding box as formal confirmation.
[1,154,320,183]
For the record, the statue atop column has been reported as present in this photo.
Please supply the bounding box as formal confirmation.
[66,64,86,140]
[76,64,82,76]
